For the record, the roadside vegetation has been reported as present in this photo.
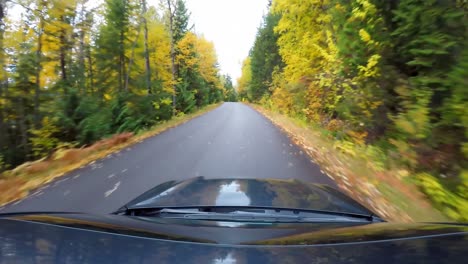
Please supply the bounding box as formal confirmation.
[0,0,237,206]
[239,0,467,221]
[0,0,237,173]
[253,104,447,222]
[0,103,221,207]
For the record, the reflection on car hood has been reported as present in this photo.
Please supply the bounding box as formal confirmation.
[0,213,467,264]
[123,177,374,216]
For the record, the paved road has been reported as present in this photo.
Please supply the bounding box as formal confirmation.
[1,103,335,214]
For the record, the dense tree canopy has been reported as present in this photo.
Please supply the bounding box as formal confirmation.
[239,0,468,220]
[0,0,226,169]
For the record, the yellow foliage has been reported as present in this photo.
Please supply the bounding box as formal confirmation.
[459,171,468,199]
[272,86,294,114]
[29,117,60,157]
[152,97,176,110]
[0,154,5,171]
[333,141,357,157]
[176,32,198,68]
[346,130,368,145]
[463,143,468,158]
[393,89,432,140]
[176,32,223,90]
[359,29,372,43]
[271,0,341,122]
[417,173,468,221]
[161,98,173,106]
[326,119,344,132]
[272,0,337,82]
[358,54,381,78]
[136,15,172,93]
[394,117,416,135]
[237,57,252,94]
[40,0,77,87]
[389,138,418,167]
[195,36,220,85]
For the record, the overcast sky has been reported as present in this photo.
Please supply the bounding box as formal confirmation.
[183,0,269,83]
[10,0,269,84]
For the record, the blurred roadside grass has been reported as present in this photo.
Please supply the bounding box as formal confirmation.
[0,104,221,208]
[251,104,453,222]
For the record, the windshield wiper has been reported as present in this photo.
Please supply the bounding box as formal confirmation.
[119,206,383,223]
[154,209,369,223]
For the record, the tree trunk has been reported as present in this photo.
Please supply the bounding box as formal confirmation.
[59,16,68,82]
[86,47,94,93]
[124,25,142,92]
[167,0,176,114]
[142,0,151,94]
[34,6,45,128]
[120,31,126,92]
[0,3,5,151]
[0,1,4,23]
[78,24,86,92]
[0,81,4,153]
[78,1,91,94]
[78,2,85,93]
[17,98,29,160]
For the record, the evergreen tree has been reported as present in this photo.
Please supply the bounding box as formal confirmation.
[249,12,283,101]
[223,75,237,102]
[173,0,190,43]
[95,0,132,93]
[391,0,466,170]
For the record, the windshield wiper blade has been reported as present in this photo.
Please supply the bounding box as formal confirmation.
[160,211,366,223]
[123,206,382,223]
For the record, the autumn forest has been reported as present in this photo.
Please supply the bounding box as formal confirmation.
[238,0,467,220]
[0,0,237,169]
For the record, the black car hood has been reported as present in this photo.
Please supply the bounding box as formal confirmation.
[0,213,467,263]
[123,177,374,216]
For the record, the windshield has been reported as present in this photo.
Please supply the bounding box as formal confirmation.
[0,0,466,227]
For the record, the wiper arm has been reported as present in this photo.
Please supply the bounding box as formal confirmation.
[158,208,205,214]
[124,207,382,223]
[161,211,365,223]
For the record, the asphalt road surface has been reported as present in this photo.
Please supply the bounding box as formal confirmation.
[1,103,336,214]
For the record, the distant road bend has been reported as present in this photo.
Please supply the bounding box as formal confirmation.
[2,103,335,214]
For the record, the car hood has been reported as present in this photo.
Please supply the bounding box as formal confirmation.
[123,177,374,216]
[0,213,467,264]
